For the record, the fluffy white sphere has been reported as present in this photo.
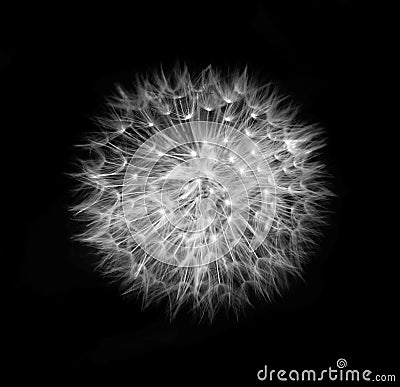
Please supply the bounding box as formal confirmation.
[70,65,332,320]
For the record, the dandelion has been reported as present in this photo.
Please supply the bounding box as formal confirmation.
[70,64,332,320]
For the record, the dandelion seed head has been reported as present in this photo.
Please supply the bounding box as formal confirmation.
[70,64,333,320]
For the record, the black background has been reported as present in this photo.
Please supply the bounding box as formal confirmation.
[4,1,396,384]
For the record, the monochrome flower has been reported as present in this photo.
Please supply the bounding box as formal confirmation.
[70,65,332,320]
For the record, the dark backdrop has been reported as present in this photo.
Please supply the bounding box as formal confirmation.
[4,1,396,384]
